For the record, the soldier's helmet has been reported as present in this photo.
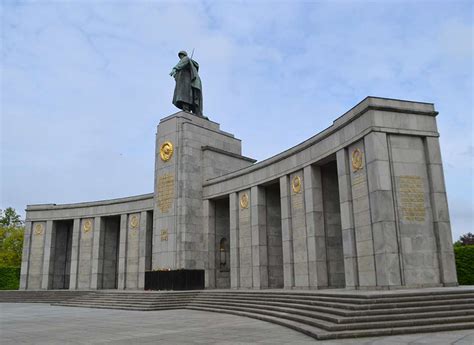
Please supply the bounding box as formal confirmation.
[178,51,188,58]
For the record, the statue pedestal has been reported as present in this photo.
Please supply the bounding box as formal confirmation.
[152,111,254,281]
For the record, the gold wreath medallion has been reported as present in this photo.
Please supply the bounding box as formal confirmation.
[292,175,302,193]
[351,148,363,172]
[130,215,139,229]
[83,219,92,233]
[34,223,44,235]
[160,141,174,162]
[240,192,249,209]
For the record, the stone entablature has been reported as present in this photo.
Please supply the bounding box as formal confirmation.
[21,97,457,292]
[25,193,154,221]
[202,97,439,199]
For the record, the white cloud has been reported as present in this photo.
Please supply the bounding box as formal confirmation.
[1,1,472,240]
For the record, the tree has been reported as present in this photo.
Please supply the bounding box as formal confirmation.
[0,208,23,227]
[0,208,24,267]
[454,232,474,247]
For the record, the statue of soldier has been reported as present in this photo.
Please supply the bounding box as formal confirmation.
[169,51,203,117]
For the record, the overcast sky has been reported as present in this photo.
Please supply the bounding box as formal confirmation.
[1,0,472,240]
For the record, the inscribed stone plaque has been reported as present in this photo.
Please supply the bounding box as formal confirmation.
[160,229,169,241]
[398,175,426,222]
[157,173,175,213]
[351,173,367,198]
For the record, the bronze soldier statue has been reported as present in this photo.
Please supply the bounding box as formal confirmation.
[170,51,203,117]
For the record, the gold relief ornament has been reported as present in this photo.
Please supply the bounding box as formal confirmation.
[34,223,44,235]
[160,141,174,162]
[129,215,139,229]
[160,229,169,241]
[292,175,302,193]
[240,192,249,209]
[351,148,363,172]
[83,219,92,233]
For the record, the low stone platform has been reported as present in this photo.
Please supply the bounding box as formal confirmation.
[2,287,473,340]
[5,303,474,345]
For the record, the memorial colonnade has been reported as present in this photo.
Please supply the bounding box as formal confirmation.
[202,97,457,290]
[20,195,154,291]
[21,97,458,291]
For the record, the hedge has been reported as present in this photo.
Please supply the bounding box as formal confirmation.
[0,267,20,290]
[454,245,474,285]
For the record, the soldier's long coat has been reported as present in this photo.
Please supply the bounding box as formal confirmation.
[172,56,203,115]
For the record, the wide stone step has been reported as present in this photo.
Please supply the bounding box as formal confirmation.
[187,302,474,331]
[190,294,474,311]
[61,296,195,302]
[54,300,187,308]
[198,291,474,303]
[185,306,474,340]
[188,299,474,323]
[190,295,474,316]
[54,303,182,311]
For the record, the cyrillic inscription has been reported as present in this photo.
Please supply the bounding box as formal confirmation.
[399,175,426,222]
[157,173,175,213]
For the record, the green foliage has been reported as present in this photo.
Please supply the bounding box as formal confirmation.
[454,245,474,285]
[0,207,23,227]
[0,226,24,267]
[0,267,20,290]
[0,208,24,268]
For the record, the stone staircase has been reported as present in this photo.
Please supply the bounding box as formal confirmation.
[53,291,199,311]
[3,289,473,340]
[0,290,90,304]
[186,290,474,340]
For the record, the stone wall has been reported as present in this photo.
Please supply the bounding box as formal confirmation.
[389,134,439,286]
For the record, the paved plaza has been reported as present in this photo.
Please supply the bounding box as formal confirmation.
[1,303,473,344]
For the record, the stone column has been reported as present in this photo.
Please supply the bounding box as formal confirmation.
[290,171,309,288]
[238,189,253,288]
[90,217,103,289]
[41,220,54,290]
[425,136,457,286]
[229,192,240,288]
[251,186,268,289]
[364,132,402,287]
[336,149,359,288]
[203,199,216,288]
[117,214,128,290]
[68,219,81,290]
[348,141,377,288]
[280,176,294,289]
[19,221,32,290]
[138,211,148,290]
[304,165,328,289]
